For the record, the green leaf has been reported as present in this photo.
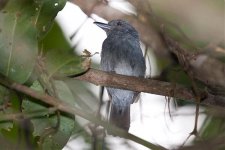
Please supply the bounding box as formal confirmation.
[0,0,68,83]
[64,79,99,113]
[0,85,22,132]
[46,50,88,78]
[40,22,89,78]
[35,0,67,39]
[0,87,37,149]
[200,116,225,139]
[1,121,37,150]
[22,80,76,149]
[0,0,38,83]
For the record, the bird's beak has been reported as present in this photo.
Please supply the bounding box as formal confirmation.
[94,22,111,31]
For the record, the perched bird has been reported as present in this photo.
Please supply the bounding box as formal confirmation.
[94,20,146,131]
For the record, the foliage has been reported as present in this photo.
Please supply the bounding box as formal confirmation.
[0,0,224,150]
[0,0,91,149]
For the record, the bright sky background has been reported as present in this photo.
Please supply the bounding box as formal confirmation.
[57,2,206,150]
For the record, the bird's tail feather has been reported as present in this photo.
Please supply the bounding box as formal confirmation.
[109,102,130,131]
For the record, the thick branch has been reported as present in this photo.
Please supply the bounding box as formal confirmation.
[0,69,224,148]
[75,69,225,110]
[70,0,225,101]
[164,35,225,89]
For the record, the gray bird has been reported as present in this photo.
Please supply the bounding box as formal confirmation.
[94,20,146,131]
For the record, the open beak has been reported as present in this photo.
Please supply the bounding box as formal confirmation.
[94,21,111,31]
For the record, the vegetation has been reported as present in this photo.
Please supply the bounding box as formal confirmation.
[0,0,224,149]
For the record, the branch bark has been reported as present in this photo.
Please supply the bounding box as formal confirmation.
[164,35,225,90]
[75,69,225,110]
[70,0,225,100]
[0,68,224,148]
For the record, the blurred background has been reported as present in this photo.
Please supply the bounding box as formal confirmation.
[0,0,224,150]
[56,1,223,149]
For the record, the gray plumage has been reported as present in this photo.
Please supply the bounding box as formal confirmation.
[94,20,146,131]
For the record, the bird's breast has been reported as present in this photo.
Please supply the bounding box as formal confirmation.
[101,35,146,77]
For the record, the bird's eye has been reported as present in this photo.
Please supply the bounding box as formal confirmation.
[117,22,122,26]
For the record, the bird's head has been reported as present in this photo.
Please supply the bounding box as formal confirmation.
[94,19,138,38]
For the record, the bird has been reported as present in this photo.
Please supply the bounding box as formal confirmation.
[94,20,146,131]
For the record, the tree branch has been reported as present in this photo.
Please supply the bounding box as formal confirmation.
[0,70,224,149]
[70,0,225,99]
[0,75,166,150]
[75,69,225,110]
[163,35,225,90]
